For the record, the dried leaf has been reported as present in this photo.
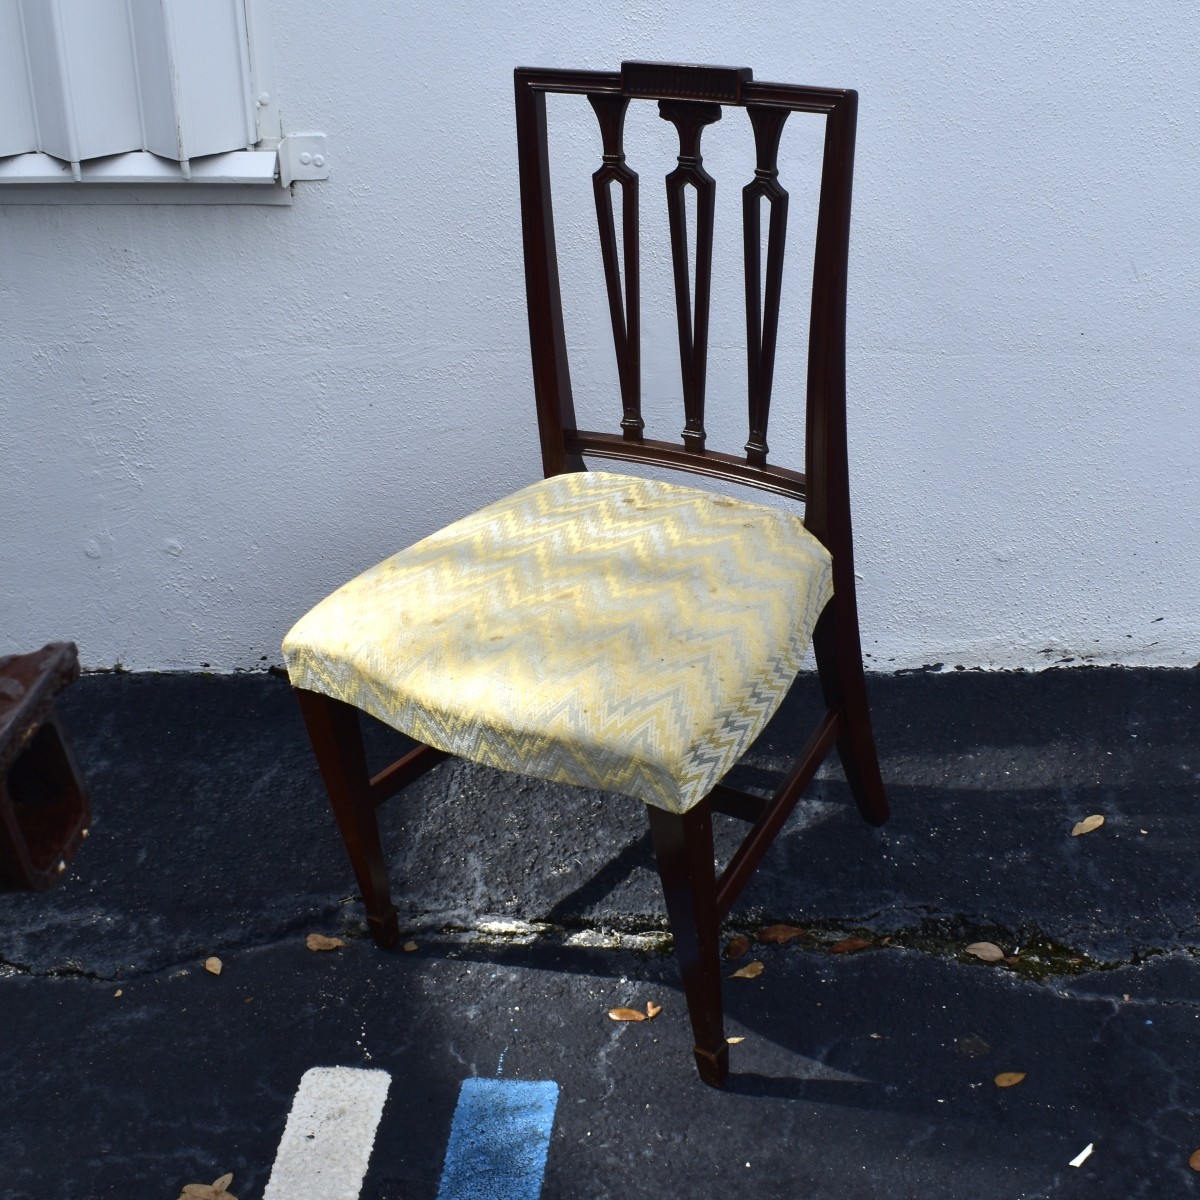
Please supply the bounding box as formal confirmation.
[305,933,345,952]
[994,1071,1027,1088]
[178,1179,237,1200]
[727,1036,746,1045]
[113,989,123,998]
[965,941,1005,963]
[724,936,751,959]
[1189,1148,1200,1172]
[730,960,765,979]
[607,1007,647,1022]
[828,937,871,954]
[203,957,222,976]
[758,923,806,945]
[645,1000,662,1019]
[1071,814,1105,837]
[402,940,419,953]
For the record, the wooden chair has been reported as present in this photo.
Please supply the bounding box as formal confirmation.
[283,61,888,1088]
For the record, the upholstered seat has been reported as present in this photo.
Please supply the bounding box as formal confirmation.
[284,471,832,814]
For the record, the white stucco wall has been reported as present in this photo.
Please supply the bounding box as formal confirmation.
[3,2,1198,672]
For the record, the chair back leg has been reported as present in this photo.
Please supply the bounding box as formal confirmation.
[646,803,730,1087]
[294,689,401,947]
[812,600,889,827]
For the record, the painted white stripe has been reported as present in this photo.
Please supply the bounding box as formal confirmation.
[262,1066,391,1200]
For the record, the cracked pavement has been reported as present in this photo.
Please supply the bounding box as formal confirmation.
[4,667,1200,1198]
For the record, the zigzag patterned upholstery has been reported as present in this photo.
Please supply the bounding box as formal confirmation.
[283,471,832,813]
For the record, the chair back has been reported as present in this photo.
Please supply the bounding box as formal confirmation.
[514,61,859,568]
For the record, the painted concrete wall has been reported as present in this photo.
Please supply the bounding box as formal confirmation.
[3,2,1198,673]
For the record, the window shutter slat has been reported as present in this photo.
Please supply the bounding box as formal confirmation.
[20,0,142,168]
[0,0,37,158]
[129,0,255,164]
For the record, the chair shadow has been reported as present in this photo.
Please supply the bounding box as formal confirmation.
[542,831,658,924]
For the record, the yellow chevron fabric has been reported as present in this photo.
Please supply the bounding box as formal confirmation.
[283,471,832,813]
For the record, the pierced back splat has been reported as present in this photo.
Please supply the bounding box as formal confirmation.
[659,98,722,452]
[743,104,790,467]
[515,61,858,509]
[587,93,642,441]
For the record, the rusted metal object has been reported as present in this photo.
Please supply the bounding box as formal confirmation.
[0,642,91,889]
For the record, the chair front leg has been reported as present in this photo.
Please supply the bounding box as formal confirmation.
[294,688,400,948]
[646,802,729,1087]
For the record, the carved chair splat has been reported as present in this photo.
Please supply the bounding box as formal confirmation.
[284,61,888,1089]
[659,96,721,451]
[588,92,642,442]
[743,102,791,466]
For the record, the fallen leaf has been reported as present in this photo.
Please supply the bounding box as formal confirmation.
[1004,956,1021,965]
[727,1036,746,1045]
[828,937,871,954]
[1189,1149,1200,1172]
[724,936,751,959]
[113,989,123,998]
[965,941,1005,963]
[1071,814,1105,837]
[402,940,418,953]
[645,1000,662,1019]
[994,1071,1027,1088]
[730,960,765,979]
[203,957,222,976]
[305,933,345,952]
[608,1007,647,1022]
[758,923,806,945]
[178,1176,238,1200]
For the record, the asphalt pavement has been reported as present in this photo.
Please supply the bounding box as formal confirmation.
[3,666,1200,1199]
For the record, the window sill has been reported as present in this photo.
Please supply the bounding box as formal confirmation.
[0,149,293,205]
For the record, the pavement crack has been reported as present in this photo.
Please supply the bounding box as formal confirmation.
[10,908,1200,987]
[0,956,108,982]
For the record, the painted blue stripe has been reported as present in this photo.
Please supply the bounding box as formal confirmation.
[436,1078,559,1200]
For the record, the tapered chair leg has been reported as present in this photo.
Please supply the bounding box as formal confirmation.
[812,601,889,827]
[646,802,729,1087]
[294,688,400,948]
